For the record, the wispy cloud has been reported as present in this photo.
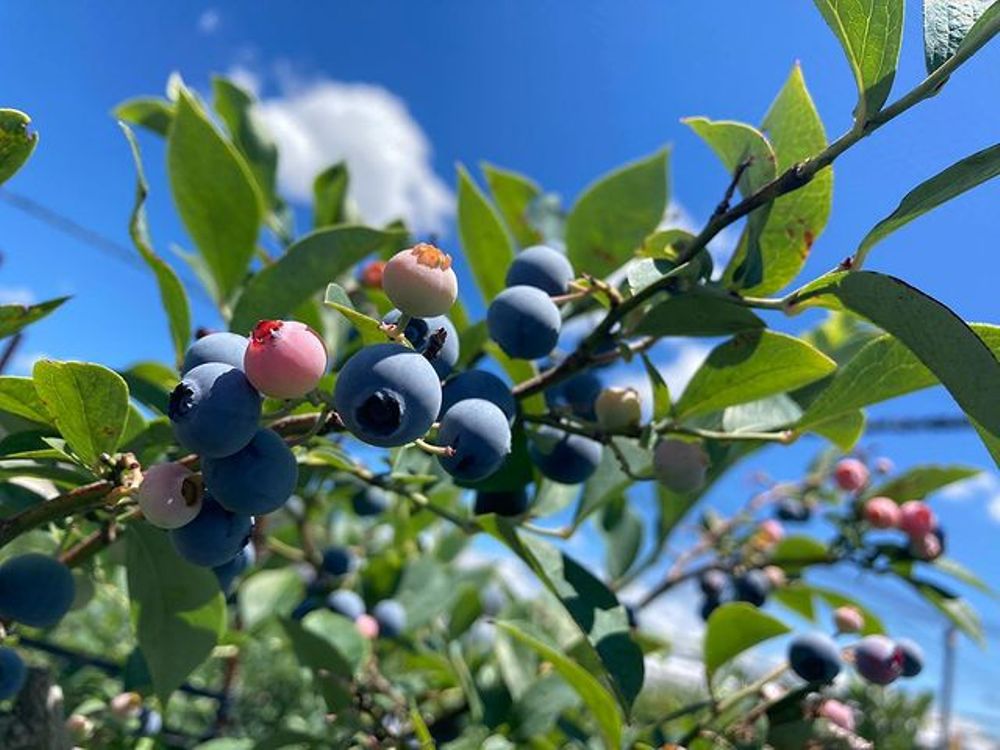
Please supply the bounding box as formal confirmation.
[937,471,1000,524]
[197,9,220,34]
[234,65,453,235]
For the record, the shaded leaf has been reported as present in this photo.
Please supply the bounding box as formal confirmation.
[313,162,350,228]
[704,603,789,681]
[634,290,765,338]
[323,283,390,346]
[924,0,996,73]
[457,164,516,303]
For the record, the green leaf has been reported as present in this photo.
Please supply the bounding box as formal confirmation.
[167,87,263,302]
[810,586,885,635]
[770,535,830,573]
[640,353,671,421]
[703,603,790,681]
[238,568,304,630]
[812,0,905,121]
[126,524,226,704]
[855,143,1000,266]
[910,581,984,645]
[634,291,765,338]
[323,283,393,346]
[457,164,516,303]
[299,609,371,674]
[480,517,644,714]
[32,360,129,467]
[511,673,580,741]
[794,272,1000,465]
[745,64,832,295]
[447,585,483,639]
[868,465,979,502]
[281,617,353,676]
[0,296,68,339]
[114,97,174,136]
[496,621,622,750]
[722,394,802,434]
[0,109,37,185]
[931,557,996,597]
[565,149,669,279]
[924,0,996,73]
[313,162,350,228]
[576,439,652,525]
[212,77,279,206]
[482,162,543,247]
[675,331,835,419]
[0,377,51,424]
[600,500,643,580]
[231,226,404,334]
[121,124,191,368]
[810,410,866,450]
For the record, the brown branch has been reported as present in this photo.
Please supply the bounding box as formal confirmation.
[0,481,117,549]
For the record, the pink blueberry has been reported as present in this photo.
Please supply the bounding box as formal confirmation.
[909,532,942,560]
[763,565,787,588]
[382,243,458,317]
[355,613,380,639]
[244,320,328,399]
[898,501,936,539]
[833,605,865,634]
[594,387,642,431]
[359,260,386,288]
[109,691,142,719]
[653,439,709,494]
[758,519,785,544]
[137,463,202,530]
[834,458,869,491]
[818,698,855,731]
[863,496,902,529]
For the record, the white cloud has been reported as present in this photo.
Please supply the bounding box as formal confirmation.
[0,286,35,305]
[197,9,220,34]
[919,711,1000,750]
[935,472,1000,525]
[240,67,453,234]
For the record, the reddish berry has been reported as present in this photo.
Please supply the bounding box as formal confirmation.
[898,501,936,539]
[359,260,386,288]
[853,635,904,685]
[818,698,855,731]
[355,613,380,639]
[909,531,943,560]
[863,496,901,529]
[595,387,642,431]
[110,691,142,719]
[382,243,458,317]
[758,519,784,544]
[244,320,328,399]
[137,463,202,530]
[833,605,864,634]
[763,565,786,588]
[834,458,869,491]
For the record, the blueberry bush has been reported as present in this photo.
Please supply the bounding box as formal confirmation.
[1,3,999,748]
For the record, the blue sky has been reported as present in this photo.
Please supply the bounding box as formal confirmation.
[2,1,999,739]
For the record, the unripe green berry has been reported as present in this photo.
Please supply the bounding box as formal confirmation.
[595,387,642,431]
[653,439,708,493]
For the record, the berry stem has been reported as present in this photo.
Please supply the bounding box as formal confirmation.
[414,439,456,458]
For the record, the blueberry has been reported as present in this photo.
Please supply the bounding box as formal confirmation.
[896,637,923,677]
[505,244,575,295]
[480,585,505,617]
[201,428,298,515]
[528,425,602,484]
[244,320,329,400]
[653,439,709,494]
[0,553,75,628]
[700,596,721,622]
[440,370,516,423]
[698,569,728,598]
[137,707,162,737]
[213,542,256,593]
[733,570,770,607]
[383,309,459,379]
[136,462,202,530]
[352,485,392,517]
[182,332,248,374]
[775,498,811,523]
[474,487,530,517]
[291,596,322,621]
[854,635,904,685]
[327,590,365,620]
[168,363,261,459]
[545,370,602,420]
[334,344,442,447]
[373,599,407,637]
[487,286,561,360]
[788,633,841,683]
[437,399,512,481]
[321,546,357,576]
[382,243,458,318]
[0,647,26,700]
[170,496,254,567]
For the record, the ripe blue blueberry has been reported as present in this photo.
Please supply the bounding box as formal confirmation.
[170,496,254,568]
[137,707,163,737]
[854,635,904,685]
[182,332,248,374]
[776,498,811,522]
[528,425,602,484]
[440,370,516,423]
[474,487,530,516]
[480,585,505,617]
[487,285,561,360]
[213,542,256,593]
[383,309,459,379]
[0,553,76,628]
[352,485,392,517]
[700,597,721,622]
[201,428,298,515]
[896,637,923,677]
[545,369,602,420]
[733,570,770,607]
[698,569,728,599]
[437,399,512,482]
[334,344,442,448]
[373,599,407,638]
[168,363,262,459]
[788,633,842,683]
[321,546,357,576]
[327,590,365,620]
[505,244,575,295]
[0,647,26,700]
